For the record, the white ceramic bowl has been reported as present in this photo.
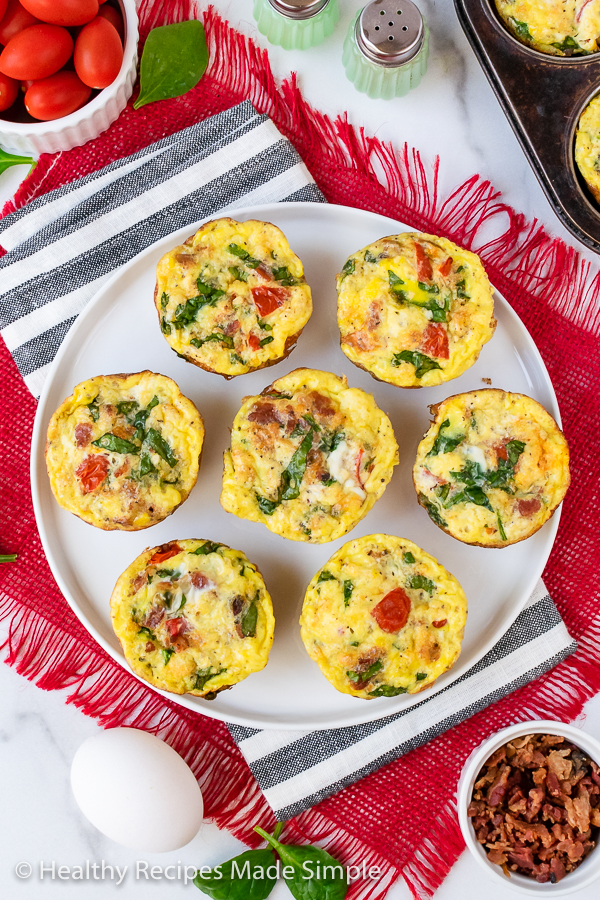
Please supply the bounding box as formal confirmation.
[0,0,138,156]
[457,720,600,896]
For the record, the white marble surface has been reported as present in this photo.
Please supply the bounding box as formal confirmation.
[1,0,599,897]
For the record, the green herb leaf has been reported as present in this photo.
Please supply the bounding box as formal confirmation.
[193,848,278,900]
[505,439,526,467]
[392,350,442,378]
[551,35,585,54]
[259,335,274,347]
[272,265,297,286]
[162,648,174,665]
[92,433,140,454]
[116,400,138,416]
[87,400,100,421]
[138,452,157,478]
[256,494,280,515]
[161,317,172,335]
[258,320,272,331]
[138,626,156,640]
[436,483,451,503]
[0,553,17,563]
[132,395,159,439]
[160,291,169,310]
[407,575,436,595]
[254,827,348,900]
[370,684,408,697]
[144,428,177,467]
[193,667,226,691]
[280,428,314,501]
[262,391,292,400]
[496,511,507,542]
[317,570,336,583]
[455,278,470,300]
[230,353,245,366]
[364,249,378,263]
[447,485,493,511]
[320,430,345,454]
[241,601,258,638]
[227,243,260,268]
[134,20,208,110]
[509,17,532,41]
[229,266,248,282]
[340,258,355,278]
[427,419,466,456]
[418,492,447,527]
[416,672,427,681]
[343,580,354,607]
[190,333,234,349]
[172,284,226,329]
[190,541,223,555]
[0,148,35,177]
[347,659,382,683]
[403,552,415,564]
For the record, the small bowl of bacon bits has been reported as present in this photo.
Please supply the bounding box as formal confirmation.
[457,721,600,895]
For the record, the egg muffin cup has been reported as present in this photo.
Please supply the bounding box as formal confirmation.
[110,539,275,698]
[336,232,496,388]
[300,534,468,699]
[413,389,570,548]
[45,371,204,531]
[155,217,313,378]
[220,367,399,543]
[575,93,600,203]
[494,0,600,57]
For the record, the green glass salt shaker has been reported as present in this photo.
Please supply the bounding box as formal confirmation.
[253,0,339,50]
[343,0,429,99]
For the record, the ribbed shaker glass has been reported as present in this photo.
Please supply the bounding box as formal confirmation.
[343,0,429,99]
[253,0,339,50]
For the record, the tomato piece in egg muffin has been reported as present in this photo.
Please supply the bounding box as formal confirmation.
[300,534,467,698]
[220,368,399,543]
[111,540,275,698]
[336,232,496,388]
[45,372,204,530]
[155,218,312,377]
[413,390,570,547]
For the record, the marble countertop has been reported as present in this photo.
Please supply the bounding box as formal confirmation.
[2,0,600,897]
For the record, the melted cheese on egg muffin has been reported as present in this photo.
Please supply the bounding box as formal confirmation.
[111,540,275,697]
[300,534,467,698]
[46,372,204,530]
[155,218,312,377]
[336,233,496,388]
[575,95,600,204]
[220,368,399,543]
[413,390,570,547]
[495,0,600,56]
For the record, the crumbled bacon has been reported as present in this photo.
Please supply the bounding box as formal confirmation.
[469,733,600,883]
[248,402,284,426]
[133,572,148,592]
[518,497,542,517]
[309,391,336,419]
[75,423,92,447]
[144,606,164,629]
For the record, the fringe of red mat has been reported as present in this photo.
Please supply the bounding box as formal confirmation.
[2,2,600,899]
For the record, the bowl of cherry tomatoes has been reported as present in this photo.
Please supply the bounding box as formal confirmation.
[0,0,138,155]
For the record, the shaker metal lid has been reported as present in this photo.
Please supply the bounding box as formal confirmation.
[267,0,331,20]
[356,0,424,67]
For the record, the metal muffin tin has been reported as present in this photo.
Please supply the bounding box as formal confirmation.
[454,0,600,253]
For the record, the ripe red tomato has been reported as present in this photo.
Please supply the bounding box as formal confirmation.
[420,322,449,359]
[0,0,8,27]
[74,15,122,88]
[0,24,72,80]
[0,69,18,109]
[19,0,98,26]
[0,0,40,45]
[97,4,123,41]
[371,587,411,633]
[251,285,289,317]
[24,70,90,120]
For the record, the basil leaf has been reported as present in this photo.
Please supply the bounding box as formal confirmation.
[272,266,297,286]
[92,433,140,454]
[144,428,177,467]
[87,400,100,421]
[497,511,507,542]
[317,571,336,583]
[256,494,280,515]
[280,428,314,501]
[551,35,584,55]
[162,648,174,665]
[190,333,234,349]
[172,286,226,329]
[227,243,260,268]
[132,396,159,437]
[0,553,17,563]
[192,667,226,691]
[510,17,532,41]
[505,439,526,467]
[138,626,155,640]
[436,483,451,503]
[447,485,493,511]
[364,249,378,263]
[407,575,436,595]
[193,848,277,900]
[347,659,382,683]
[403,552,415,564]
[161,317,172,335]
[0,148,35,176]
[416,672,427,681]
[370,684,408,697]
[320,430,345,454]
[190,541,223,555]
[427,419,465,456]
[116,400,138,416]
[254,828,348,900]
[134,20,208,110]
[418,492,447,527]
[455,277,470,300]
[160,291,169,310]
[230,352,245,365]
[343,580,354,607]
[418,281,439,294]
[229,266,248,282]
[241,601,258,638]
[138,452,157,477]
[392,351,442,378]
[340,258,355,278]
[259,335,274,347]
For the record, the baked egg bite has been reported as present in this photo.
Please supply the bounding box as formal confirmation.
[494,0,600,56]
[220,368,399,543]
[336,232,496,388]
[155,217,312,378]
[575,95,600,204]
[45,371,204,531]
[300,534,467,698]
[413,390,570,547]
[110,539,275,698]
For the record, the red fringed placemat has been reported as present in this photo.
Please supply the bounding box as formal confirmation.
[2,3,600,898]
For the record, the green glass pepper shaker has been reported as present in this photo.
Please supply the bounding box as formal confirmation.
[253,0,339,50]
[343,0,429,99]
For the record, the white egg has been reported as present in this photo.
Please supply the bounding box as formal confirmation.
[70,727,204,852]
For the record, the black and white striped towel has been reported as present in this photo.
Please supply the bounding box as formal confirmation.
[0,101,575,816]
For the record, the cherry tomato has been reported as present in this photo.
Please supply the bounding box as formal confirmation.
[19,0,98,26]
[415,242,433,281]
[371,587,411,633]
[75,454,109,493]
[97,3,123,41]
[74,15,122,88]
[0,0,7,26]
[0,24,72,80]
[438,256,453,277]
[0,0,40,44]
[0,69,17,109]
[420,322,449,359]
[432,619,448,628]
[148,543,182,565]
[24,70,91,120]
[248,333,260,352]
[251,285,289,317]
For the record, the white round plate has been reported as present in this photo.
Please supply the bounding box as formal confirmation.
[31,202,561,730]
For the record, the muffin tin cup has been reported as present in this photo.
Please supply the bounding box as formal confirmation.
[454,0,600,253]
